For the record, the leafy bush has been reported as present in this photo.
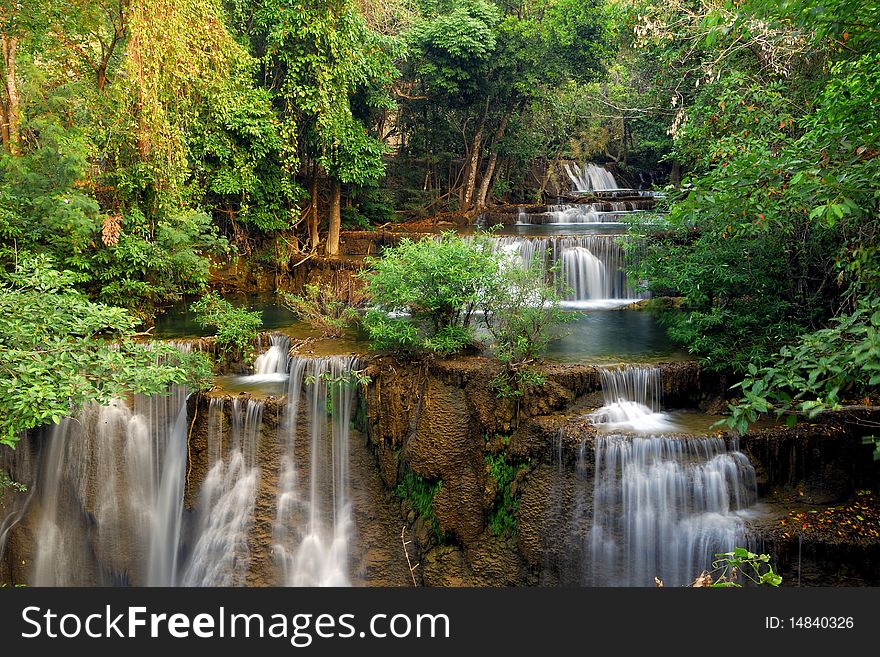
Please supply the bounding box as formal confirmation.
[0,254,213,447]
[280,284,359,338]
[360,231,500,355]
[483,255,572,391]
[485,452,527,537]
[190,293,263,361]
[722,296,880,433]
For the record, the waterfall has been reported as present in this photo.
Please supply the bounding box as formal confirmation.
[273,355,359,586]
[30,385,190,586]
[492,236,643,303]
[589,366,673,433]
[564,162,619,192]
[517,204,629,225]
[588,434,758,586]
[249,333,290,383]
[181,397,263,586]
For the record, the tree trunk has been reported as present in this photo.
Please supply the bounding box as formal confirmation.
[476,101,514,207]
[326,178,341,257]
[670,159,681,189]
[462,98,489,210]
[2,34,20,155]
[309,163,320,252]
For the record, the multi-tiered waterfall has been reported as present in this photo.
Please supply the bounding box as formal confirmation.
[582,366,759,586]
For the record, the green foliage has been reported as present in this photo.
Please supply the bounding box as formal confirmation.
[484,452,527,537]
[483,256,572,371]
[394,469,444,543]
[0,471,27,493]
[723,296,880,433]
[489,368,547,400]
[706,547,782,588]
[280,284,359,338]
[190,292,263,361]
[0,255,213,447]
[361,231,500,355]
[623,0,880,376]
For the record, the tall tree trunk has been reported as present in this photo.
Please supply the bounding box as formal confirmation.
[326,178,341,257]
[2,34,20,155]
[309,162,320,252]
[670,159,681,189]
[462,98,489,211]
[476,101,515,207]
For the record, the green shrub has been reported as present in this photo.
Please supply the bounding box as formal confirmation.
[280,284,359,338]
[485,453,527,537]
[361,231,500,355]
[482,255,572,393]
[190,292,263,361]
[394,470,445,543]
[0,254,213,447]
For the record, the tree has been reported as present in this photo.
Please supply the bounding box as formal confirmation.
[392,0,609,212]
[0,254,212,447]
[361,231,500,354]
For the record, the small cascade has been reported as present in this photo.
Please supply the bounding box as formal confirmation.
[181,397,263,586]
[273,355,359,586]
[30,385,190,586]
[517,204,630,225]
[561,247,607,301]
[249,333,291,383]
[588,434,758,586]
[589,366,672,433]
[564,162,619,192]
[492,236,643,304]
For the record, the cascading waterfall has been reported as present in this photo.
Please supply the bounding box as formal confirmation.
[582,365,759,586]
[181,397,263,586]
[589,366,672,433]
[517,204,631,225]
[30,385,190,586]
[273,355,359,586]
[250,333,291,383]
[564,162,619,192]
[492,236,643,304]
[588,434,758,586]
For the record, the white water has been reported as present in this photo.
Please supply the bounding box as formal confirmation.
[588,434,758,586]
[492,236,644,306]
[273,355,359,586]
[564,163,619,192]
[30,385,190,586]
[589,366,673,433]
[517,204,635,225]
[181,397,263,586]
[244,333,291,384]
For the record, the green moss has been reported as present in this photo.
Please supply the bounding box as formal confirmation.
[394,469,445,543]
[485,452,528,537]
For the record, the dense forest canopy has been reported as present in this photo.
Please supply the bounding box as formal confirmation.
[0,0,878,445]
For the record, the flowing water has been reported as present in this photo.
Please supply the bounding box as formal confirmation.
[9,337,363,587]
[588,434,758,586]
[273,355,360,586]
[589,366,674,433]
[564,162,619,192]
[181,397,263,586]
[30,385,190,586]
[492,235,644,305]
[580,366,759,586]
